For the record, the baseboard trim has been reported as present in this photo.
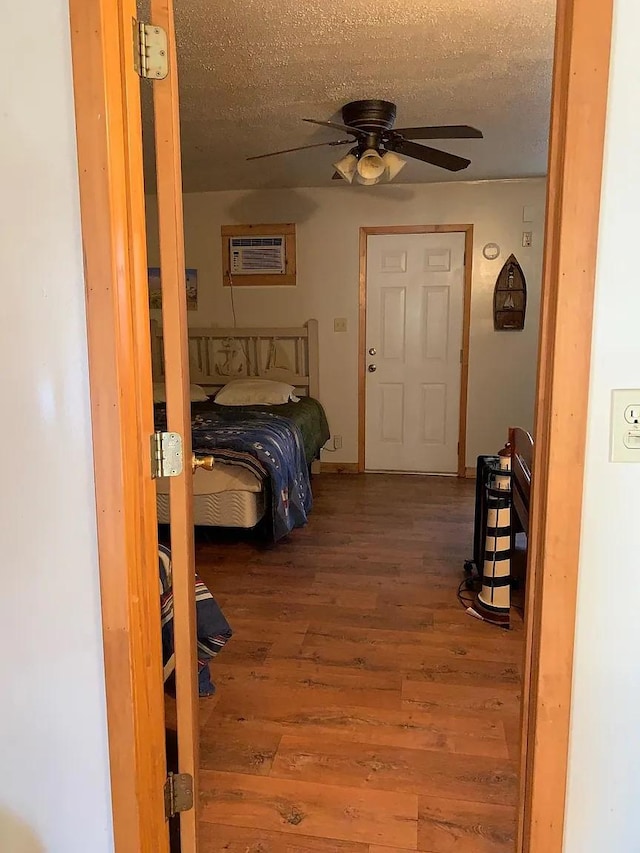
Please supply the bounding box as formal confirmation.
[321,462,471,476]
[320,462,360,474]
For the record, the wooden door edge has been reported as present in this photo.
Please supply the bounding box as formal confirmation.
[150,0,200,849]
[69,0,168,850]
[517,0,615,850]
[357,224,473,476]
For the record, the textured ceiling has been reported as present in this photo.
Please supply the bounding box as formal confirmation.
[143,0,556,191]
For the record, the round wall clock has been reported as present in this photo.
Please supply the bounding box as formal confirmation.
[483,242,500,260]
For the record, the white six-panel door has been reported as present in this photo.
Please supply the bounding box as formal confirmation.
[365,231,466,473]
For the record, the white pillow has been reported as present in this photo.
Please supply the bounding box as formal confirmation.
[153,383,209,403]
[215,378,300,406]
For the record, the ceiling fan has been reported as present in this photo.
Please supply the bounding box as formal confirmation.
[247,99,483,185]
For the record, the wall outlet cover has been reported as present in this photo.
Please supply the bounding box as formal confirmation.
[610,389,640,462]
[334,318,348,333]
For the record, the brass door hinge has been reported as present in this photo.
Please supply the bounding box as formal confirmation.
[151,431,183,479]
[133,19,168,79]
[164,772,193,820]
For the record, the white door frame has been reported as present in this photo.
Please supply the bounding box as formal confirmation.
[358,224,473,476]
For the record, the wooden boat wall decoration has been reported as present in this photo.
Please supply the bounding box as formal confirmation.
[493,254,527,331]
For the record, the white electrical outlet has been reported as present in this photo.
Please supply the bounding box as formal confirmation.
[522,231,532,247]
[334,318,348,332]
[624,405,640,425]
[333,435,343,450]
[611,390,640,461]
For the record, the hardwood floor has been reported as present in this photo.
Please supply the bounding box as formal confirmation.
[194,473,523,852]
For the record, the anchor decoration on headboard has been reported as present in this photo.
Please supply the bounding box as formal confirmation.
[493,254,527,331]
[214,338,247,377]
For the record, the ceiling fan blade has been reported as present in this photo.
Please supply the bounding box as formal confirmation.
[303,118,366,137]
[247,139,351,161]
[391,139,471,171]
[393,125,483,140]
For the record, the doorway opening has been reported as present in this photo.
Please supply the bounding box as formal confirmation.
[68,0,615,851]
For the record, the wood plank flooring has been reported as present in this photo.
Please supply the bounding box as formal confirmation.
[193,473,523,852]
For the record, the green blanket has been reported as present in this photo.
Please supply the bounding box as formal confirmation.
[191,396,330,465]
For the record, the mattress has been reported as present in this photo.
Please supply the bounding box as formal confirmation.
[156,463,265,527]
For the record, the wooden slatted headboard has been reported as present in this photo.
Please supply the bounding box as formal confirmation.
[150,319,320,399]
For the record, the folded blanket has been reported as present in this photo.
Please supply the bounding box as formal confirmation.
[158,545,232,689]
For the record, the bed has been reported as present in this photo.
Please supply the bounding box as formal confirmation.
[152,320,329,539]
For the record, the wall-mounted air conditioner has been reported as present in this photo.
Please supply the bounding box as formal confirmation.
[230,236,286,275]
[222,224,296,287]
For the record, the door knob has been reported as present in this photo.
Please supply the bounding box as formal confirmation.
[192,454,215,474]
[368,364,377,373]
[368,347,377,356]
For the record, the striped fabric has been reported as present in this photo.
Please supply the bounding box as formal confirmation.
[158,544,232,672]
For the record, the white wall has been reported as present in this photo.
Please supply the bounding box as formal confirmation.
[0,0,113,851]
[564,1,640,849]
[147,179,546,466]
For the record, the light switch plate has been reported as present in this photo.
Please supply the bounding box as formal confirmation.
[610,389,640,462]
[334,318,348,332]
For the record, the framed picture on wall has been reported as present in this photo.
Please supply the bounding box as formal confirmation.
[148,267,198,310]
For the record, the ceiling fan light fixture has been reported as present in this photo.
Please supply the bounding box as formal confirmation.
[332,152,358,183]
[382,150,407,180]
[356,148,386,183]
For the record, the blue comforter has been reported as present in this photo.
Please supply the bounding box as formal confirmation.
[155,404,312,540]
